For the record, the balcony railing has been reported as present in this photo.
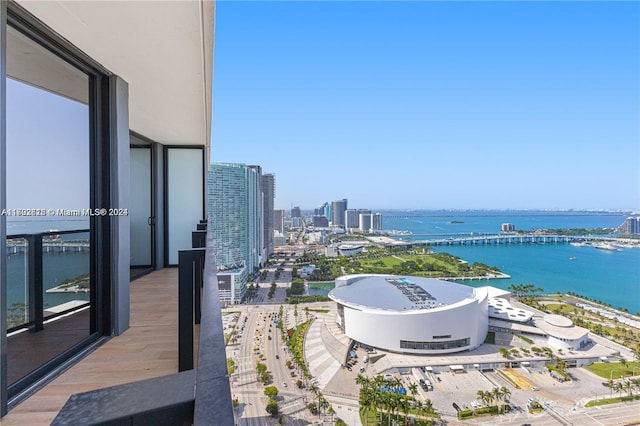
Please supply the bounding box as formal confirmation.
[6,229,93,398]
[6,229,91,333]
[51,222,234,425]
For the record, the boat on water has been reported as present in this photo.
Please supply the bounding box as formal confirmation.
[570,256,577,261]
[570,242,588,247]
[593,243,621,251]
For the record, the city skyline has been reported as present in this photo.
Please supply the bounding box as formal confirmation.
[212,1,639,211]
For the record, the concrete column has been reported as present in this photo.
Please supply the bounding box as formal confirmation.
[110,75,130,335]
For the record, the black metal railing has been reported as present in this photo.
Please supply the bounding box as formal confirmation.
[52,220,234,425]
[6,229,91,333]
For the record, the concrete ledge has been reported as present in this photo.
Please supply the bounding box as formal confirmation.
[51,370,195,426]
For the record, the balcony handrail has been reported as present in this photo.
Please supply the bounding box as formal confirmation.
[52,220,234,425]
[5,228,91,333]
[193,232,233,425]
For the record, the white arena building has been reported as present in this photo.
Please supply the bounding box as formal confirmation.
[328,274,490,354]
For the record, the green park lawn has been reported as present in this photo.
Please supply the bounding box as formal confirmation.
[585,361,640,380]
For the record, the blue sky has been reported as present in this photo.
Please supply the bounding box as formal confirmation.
[212,1,639,211]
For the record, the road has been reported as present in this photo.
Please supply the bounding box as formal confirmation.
[228,303,316,426]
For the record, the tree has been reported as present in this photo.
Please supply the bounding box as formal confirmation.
[408,382,418,396]
[266,399,279,416]
[619,358,628,369]
[264,386,279,399]
[476,390,487,409]
[500,386,511,407]
[423,398,434,415]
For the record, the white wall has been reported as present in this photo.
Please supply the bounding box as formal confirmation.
[341,293,488,354]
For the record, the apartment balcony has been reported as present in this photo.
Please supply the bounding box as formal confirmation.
[3,231,233,425]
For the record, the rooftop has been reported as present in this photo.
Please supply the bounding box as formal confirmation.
[329,275,475,311]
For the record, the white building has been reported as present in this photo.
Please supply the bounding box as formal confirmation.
[359,213,372,233]
[329,275,489,354]
[535,314,589,350]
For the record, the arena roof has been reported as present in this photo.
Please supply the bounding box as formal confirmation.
[329,276,476,311]
[488,297,534,322]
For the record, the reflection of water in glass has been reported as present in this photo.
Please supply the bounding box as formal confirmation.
[6,232,90,326]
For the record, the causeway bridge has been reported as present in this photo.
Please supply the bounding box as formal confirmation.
[7,240,90,254]
[414,234,581,246]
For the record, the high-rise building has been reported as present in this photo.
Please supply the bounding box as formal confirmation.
[261,174,276,257]
[314,202,328,216]
[324,203,333,221]
[372,213,383,231]
[617,217,640,234]
[208,163,272,304]
[359,213,372,232]
[331,199,348,227]
[346,208,371,230]
[291,206,301,218]
[501,223,515,232]
[246,165,263,270]
[274,209,285,233]
[313,216,329,227]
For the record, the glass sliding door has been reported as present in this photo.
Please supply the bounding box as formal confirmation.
[4,6,111,400]
[130,140,154,279]
[165,147,204,266]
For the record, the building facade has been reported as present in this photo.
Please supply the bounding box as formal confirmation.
[372,213,383,231]
[274,209,285,233]
[359,213,372,232]
[331,199,348,227]
[261,174,276,257]
[617,216,640,234]
[0,0,218,417]
[329,275,489,354]
[208,162,273,303]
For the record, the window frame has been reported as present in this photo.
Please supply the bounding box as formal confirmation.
[3,0,113,405]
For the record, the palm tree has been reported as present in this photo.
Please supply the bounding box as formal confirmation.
[399,397,410,425]
[500,386,511,408]
[359,387,372,426]
[491,387,502,412]
[614,381,624,398]
[423,399,434,416]
[356,373,369,389]
[608,379,615,399]
[620,358,628,369]
[623,379,634,398]
[476,390,487,409]
[408,382,418,396]
[386,393,397,426]
[414,400,424,419]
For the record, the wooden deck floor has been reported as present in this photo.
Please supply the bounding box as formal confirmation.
[2,268,182,425]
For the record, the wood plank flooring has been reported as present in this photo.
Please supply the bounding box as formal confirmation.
[7,309,90,385]
[2,268,184,425]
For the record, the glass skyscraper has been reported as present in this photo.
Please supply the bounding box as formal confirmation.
[208,163,275,304]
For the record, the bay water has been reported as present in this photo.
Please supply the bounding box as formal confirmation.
[311,211,640,314]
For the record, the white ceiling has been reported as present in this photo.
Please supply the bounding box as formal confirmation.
[16,0,215,148]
